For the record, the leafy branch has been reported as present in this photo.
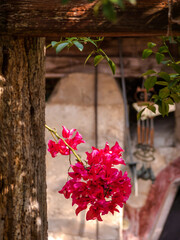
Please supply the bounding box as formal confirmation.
[47,37,116,74]
[138,37,180,119]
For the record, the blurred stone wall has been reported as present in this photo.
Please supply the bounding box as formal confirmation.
[45,73,125,240]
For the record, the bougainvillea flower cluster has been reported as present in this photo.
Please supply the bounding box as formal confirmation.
[48,126,85,157]
[46,125,131,221]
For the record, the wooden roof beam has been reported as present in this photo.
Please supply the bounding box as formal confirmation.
[0,0,180,37]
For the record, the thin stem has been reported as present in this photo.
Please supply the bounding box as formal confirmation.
[45,124,82,162]
[163,40,175,63]
[50,131,58,143]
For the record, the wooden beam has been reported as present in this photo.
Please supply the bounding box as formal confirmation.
[0,0,180,37]
[45,55,162,78]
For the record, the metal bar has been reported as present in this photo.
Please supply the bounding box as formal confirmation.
[119,38,133,163]
[150,118,154,147]
[95,65,99,240]
[95,66,98,149]
[137,120,141,144]
[141,120,145,144]
[146,118,149,144]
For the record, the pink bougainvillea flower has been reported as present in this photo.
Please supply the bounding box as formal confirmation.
[48,126,85,157]
[62,126,76,138]
[58,142,132,221]
[48,140,60,158]
[86,141,125,166]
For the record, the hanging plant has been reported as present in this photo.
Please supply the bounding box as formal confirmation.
[138,37,180,119]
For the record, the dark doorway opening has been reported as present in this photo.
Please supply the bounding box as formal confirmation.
[159,186,180,240]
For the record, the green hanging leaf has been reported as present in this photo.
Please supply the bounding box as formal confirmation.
[169,73,179,79]
[111,0,124,8]
[168,79,179,88]
[142,49,153,59]
[137,108,145,120]
[147,42,156,49]
[51,41,58,47]
[73,41,84,51]
[158,72,170,81]
[158,46,169,53]
[94,55,104,66]
[56,42,69,53]
[82,37,97,47]
[159,87,170,98]
[144,76,157,91]
[107,59,116,74]
[163,98,174,105]
[161,60,172,65]
[158,101,169,117]
[156,81,168,86]
[85,51,95,65]
[102,2,117,21]
[171,63,180,74]
[147,104,156,113]
[151,94,159,100]
[142,69,156,76]
[67,37,78,41]
[156,52,165,64]
[170,94,180,103]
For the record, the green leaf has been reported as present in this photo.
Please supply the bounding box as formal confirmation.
[147,104,156,113]
[137,108,145,120]
[169,73,179,79]
[161,60,172,65]
[158,101,169,117]
[73,41,84,51]
[158,72,170,81]
[67,37,78,41]
[168,79,179,89]
[85,51,94,65]
[111,0,124,8]
[156,52,165,64]
[56,42,69,53]
[83,37,97,47]
[51,41,58,47]
[156,81,168,86]
[172,63,180,74]
[142,49,153,59]
[107,59,116,74]
[159,87,170,98]
[163,98,174,105]
[170,94,180,103]
[144,76,157,91]
[151,94,159,100]
[158,46,168,53]
[147,42,156,49]
[102,2,116,21]
[94,55,104,66]
[142,69,156,76]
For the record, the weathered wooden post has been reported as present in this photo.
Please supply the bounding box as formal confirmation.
[0,36,47,239]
